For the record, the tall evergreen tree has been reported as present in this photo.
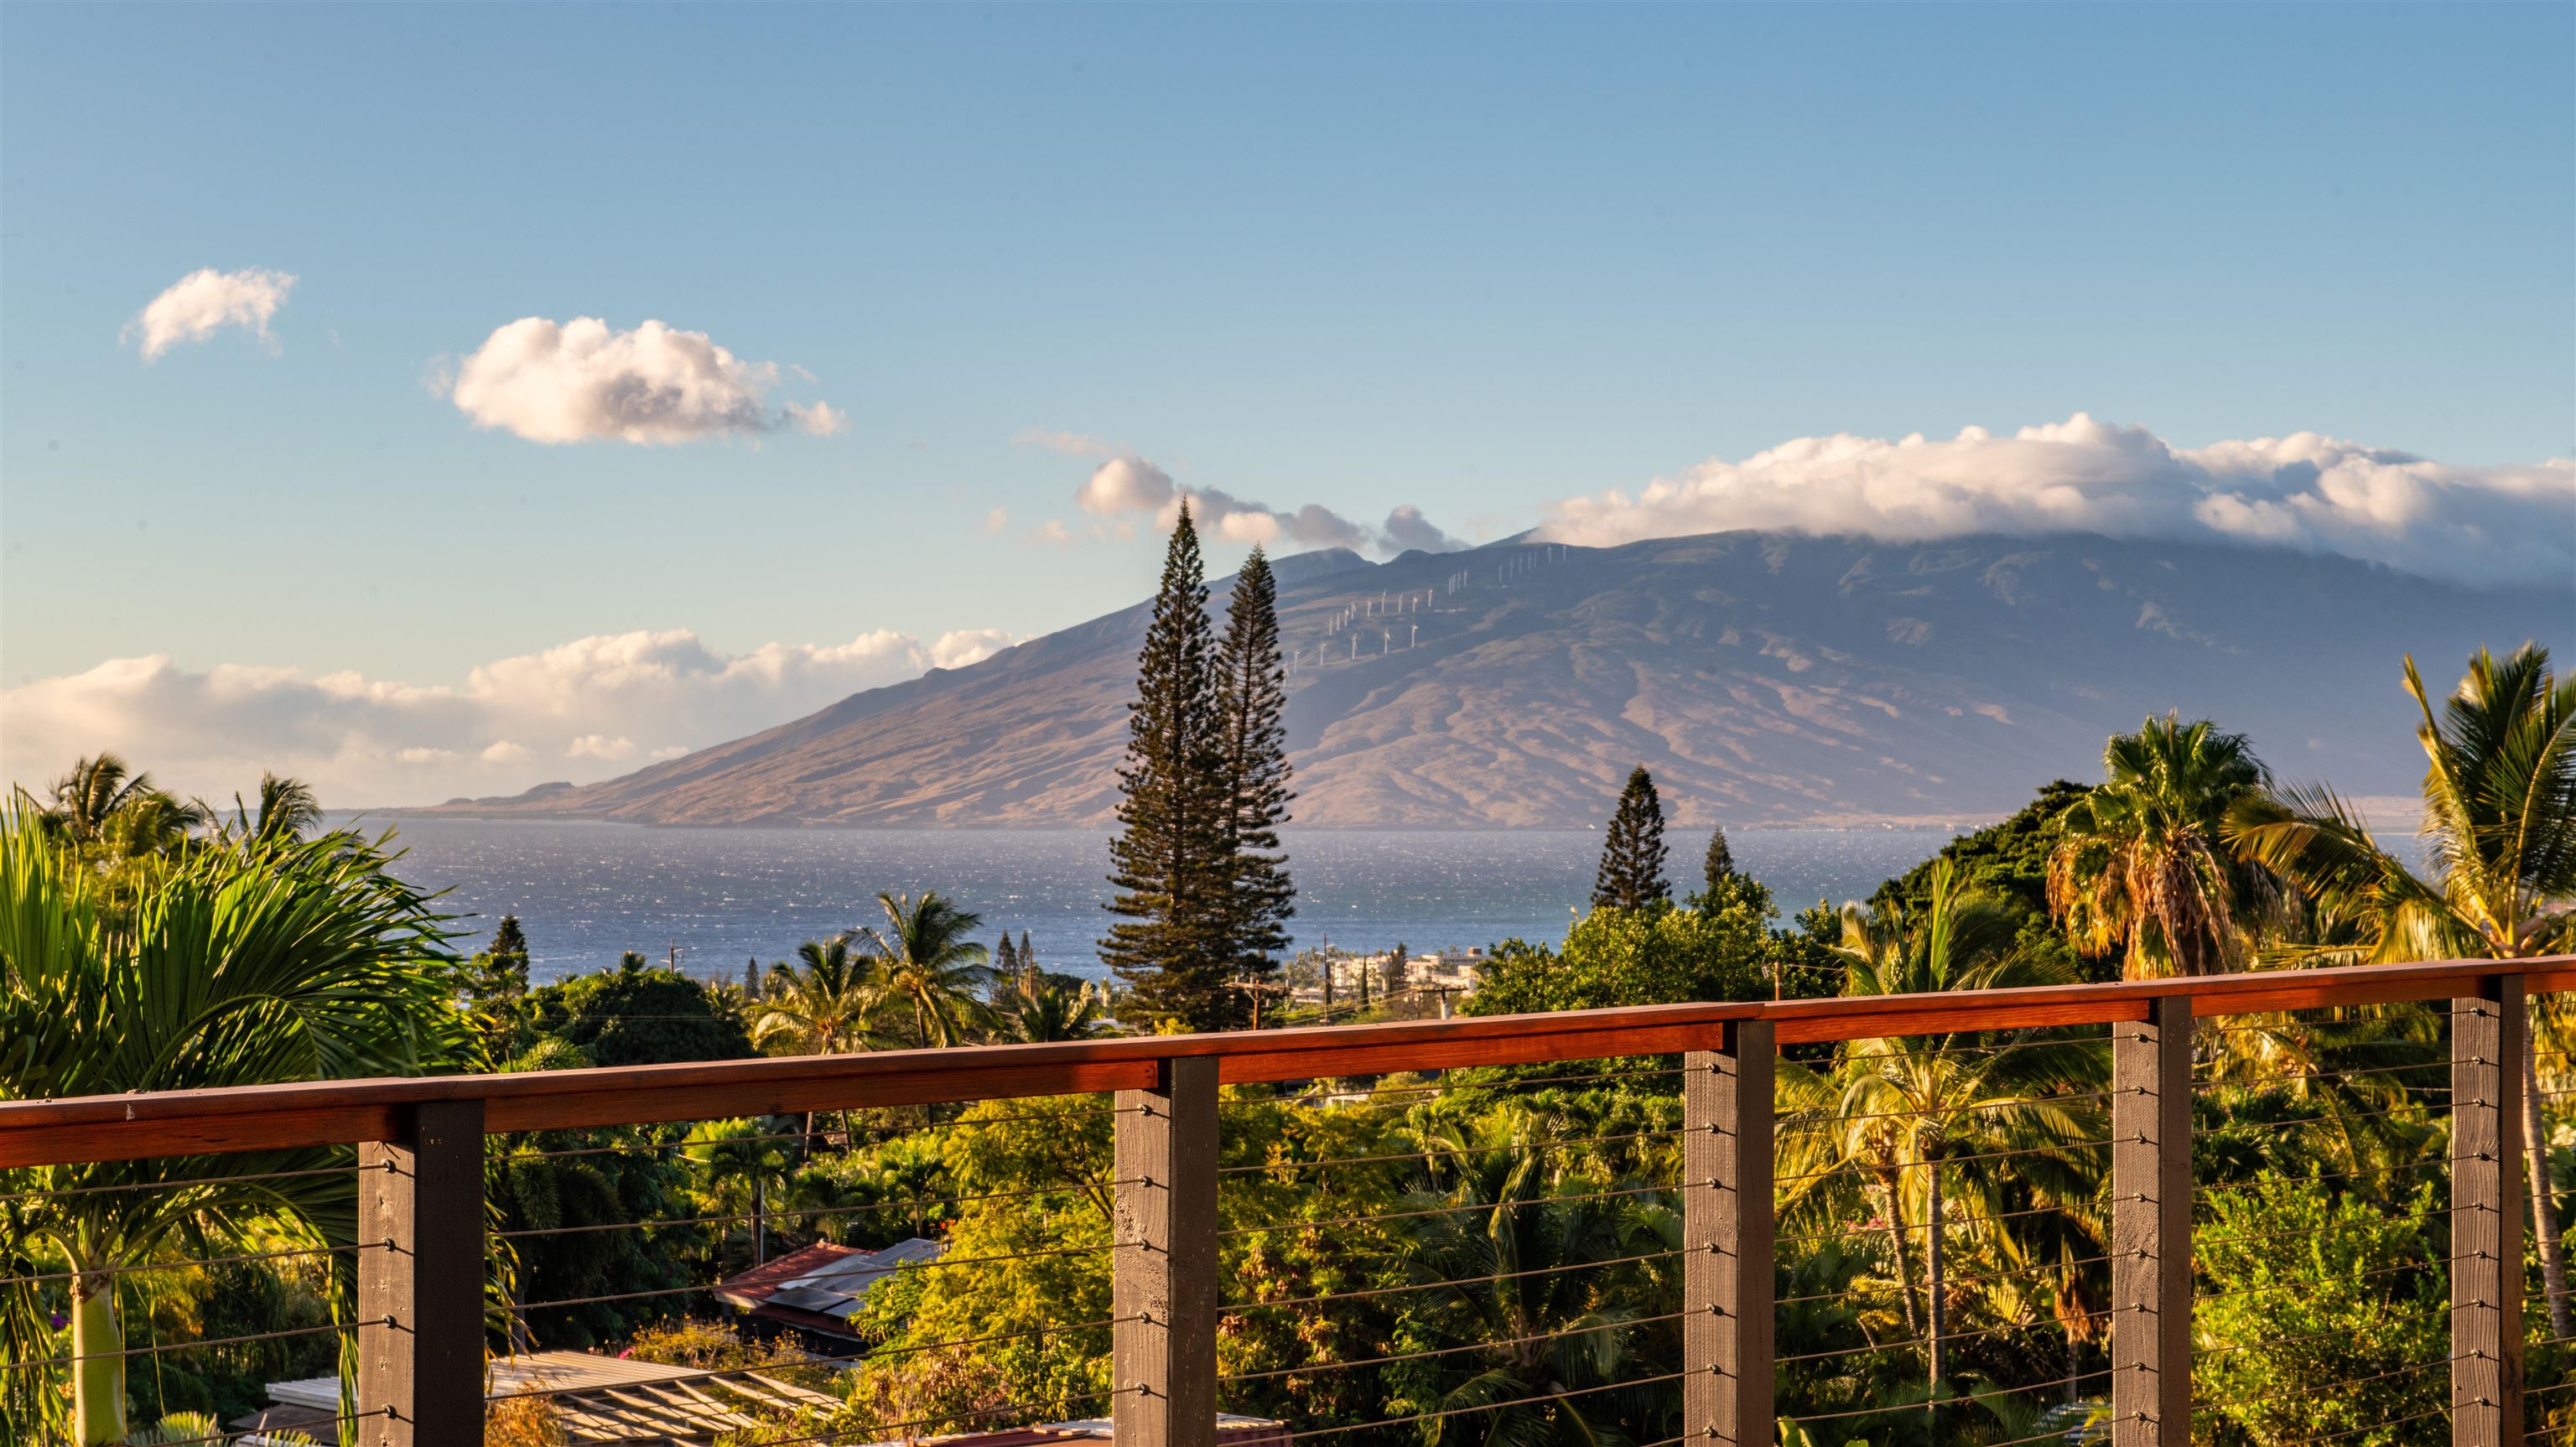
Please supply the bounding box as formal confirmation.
[1100,501,1235,1029]
[491,914,530,969]
[1019,929,1034,971]
[1213,545,1296,1023]
[989,932,1021,1004]
[1702,827,1736,891]
[1592,765,1672,911]
[470,913,532,1002]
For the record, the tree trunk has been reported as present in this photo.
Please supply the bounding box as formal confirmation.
[1874,1171,1923,1341]
[1924,1151,1946,1396]
[2526,1031,2573,1339]
[71,1271,125,1446]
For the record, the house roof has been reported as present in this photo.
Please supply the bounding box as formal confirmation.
[715,1236,944,1335]
[243,1349,842,1447]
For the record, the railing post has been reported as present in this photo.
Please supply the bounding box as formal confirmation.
[357,1099,486,1447]
[1114,1057,1219,1447]
[2454,975,2526,1443]
[2111,995,2189,1447]
[1685,1019,1774,1444]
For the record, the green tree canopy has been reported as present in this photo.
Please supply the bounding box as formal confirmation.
[525,959,756,1068]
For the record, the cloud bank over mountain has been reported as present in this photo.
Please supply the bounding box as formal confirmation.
[444,317,846,444]
[0,625,1013,807]
[1540,413,2573,587]
[1069,454,1462,556]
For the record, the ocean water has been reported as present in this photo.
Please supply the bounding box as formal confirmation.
[340,817,1976,983]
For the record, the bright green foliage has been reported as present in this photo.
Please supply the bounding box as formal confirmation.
[841,1097,1119,1437]
[2192,1175,2449,1444]
[1468,889,1781,1016]
[1102,500,1237,1030]
[1590,765,1670,912]
[1214,545,1296,1008]
[0,808,477,1444]
[2049,715,2277,978]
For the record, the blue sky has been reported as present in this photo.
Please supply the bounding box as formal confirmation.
[3,3,2569,802]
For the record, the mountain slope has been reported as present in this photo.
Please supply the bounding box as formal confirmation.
[429,532,2565,827]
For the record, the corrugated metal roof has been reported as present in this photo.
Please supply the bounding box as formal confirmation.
[251,1351,842,1447]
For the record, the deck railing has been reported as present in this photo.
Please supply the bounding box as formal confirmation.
[4,954,2573,1446]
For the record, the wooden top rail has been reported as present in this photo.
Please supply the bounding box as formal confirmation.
[3,954,2568,1170]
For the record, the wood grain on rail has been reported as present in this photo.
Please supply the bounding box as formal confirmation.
[2,955,2567,1169]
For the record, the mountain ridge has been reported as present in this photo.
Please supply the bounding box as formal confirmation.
[420,530,2564,829]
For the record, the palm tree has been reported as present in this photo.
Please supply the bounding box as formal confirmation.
[853,892,995,1050]
[0,807,475,1444]
[1778,859,2106,1398]
[680,1118,793,1270]
[210,771,325,847]
[991,969,1107,1045]
[29,753,208,858]
[756,938,878,1056]
[753,937,880,1143]
[2047,714,2278,978]
[2227,643,2576,1336]
[1383,1114,1679,1447]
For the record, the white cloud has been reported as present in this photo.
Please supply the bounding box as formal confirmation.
[1538,412,2576,587]
[1071,454,1462,557]
[930,629,1015,670]
[1074,456,1177,516]
[1,624,1005,808]
[983,506,1010,534]
[127,267,296,360]
[444,317,844,445]
[566,734,637,762]
[788,401,849,437]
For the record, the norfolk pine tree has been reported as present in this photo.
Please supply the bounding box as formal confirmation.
[1214,545,1296,1024]
[1100,501,1235,1029]
[1702,826,1736,891]
[1592,765,1672,911]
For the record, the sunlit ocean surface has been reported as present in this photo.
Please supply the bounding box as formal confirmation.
[341,817,2435,984]
[337,818,1968,983]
